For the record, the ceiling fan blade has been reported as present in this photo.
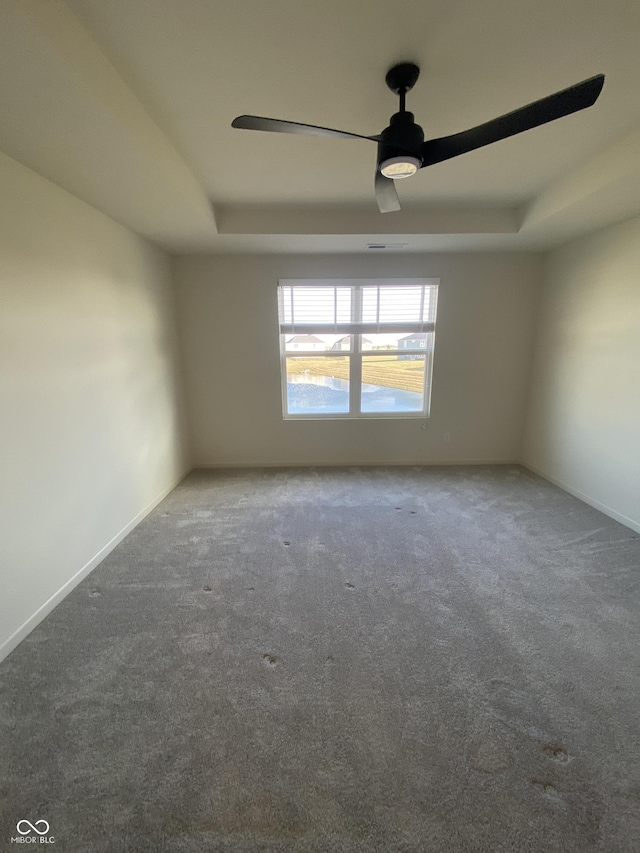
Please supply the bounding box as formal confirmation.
[421,74,605,167]
[375,169,401,213]
[232,115,381,142]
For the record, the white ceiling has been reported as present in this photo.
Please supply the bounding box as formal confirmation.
[1,0,640,252]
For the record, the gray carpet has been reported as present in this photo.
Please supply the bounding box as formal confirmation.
[1,465,640,852]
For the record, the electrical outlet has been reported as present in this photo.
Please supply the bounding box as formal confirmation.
[443,432,451,443]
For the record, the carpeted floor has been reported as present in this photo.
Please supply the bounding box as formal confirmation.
[1,465,640,852]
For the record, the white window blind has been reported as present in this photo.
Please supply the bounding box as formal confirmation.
[278,280,438,335]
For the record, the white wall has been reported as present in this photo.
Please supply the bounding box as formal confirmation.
[174,252,541,466]
[0,153,191,659]
[523,217,640,532]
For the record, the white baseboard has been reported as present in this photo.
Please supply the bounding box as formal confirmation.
[0,469,190,664]
[193,459,520,468]
[522,463,640,534]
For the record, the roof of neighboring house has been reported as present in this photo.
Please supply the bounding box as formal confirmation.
[287,334,323,344]
[331,335,372,345]
[398,332,428,341]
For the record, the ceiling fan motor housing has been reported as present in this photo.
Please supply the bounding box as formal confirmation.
[377,111,425,169]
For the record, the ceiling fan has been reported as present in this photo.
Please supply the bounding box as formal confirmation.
[231,63,605,213]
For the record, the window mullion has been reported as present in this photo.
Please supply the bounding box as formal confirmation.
[350,286,362,417]
[280,334,289,417]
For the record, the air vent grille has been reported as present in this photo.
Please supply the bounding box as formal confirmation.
[366,242,408,250]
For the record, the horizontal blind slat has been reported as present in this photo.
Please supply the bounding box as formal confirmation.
[280,322,435,335]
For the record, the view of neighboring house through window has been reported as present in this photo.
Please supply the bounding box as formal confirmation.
[277,279,439,418]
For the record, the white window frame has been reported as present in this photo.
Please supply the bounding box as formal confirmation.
[278,279,439,420]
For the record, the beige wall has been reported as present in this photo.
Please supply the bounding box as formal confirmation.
[174,252,541,466]
[0,153,190,659]
[523,217,640,532]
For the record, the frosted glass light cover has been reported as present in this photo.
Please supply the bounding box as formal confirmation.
[380,156,420,179]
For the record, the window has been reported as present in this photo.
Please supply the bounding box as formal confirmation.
[278,279,439,419]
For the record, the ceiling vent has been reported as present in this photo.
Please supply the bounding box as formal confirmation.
[366,242,408,250]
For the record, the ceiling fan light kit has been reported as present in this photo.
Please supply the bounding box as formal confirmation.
[379,156,421,178]
[232,62,604,213]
